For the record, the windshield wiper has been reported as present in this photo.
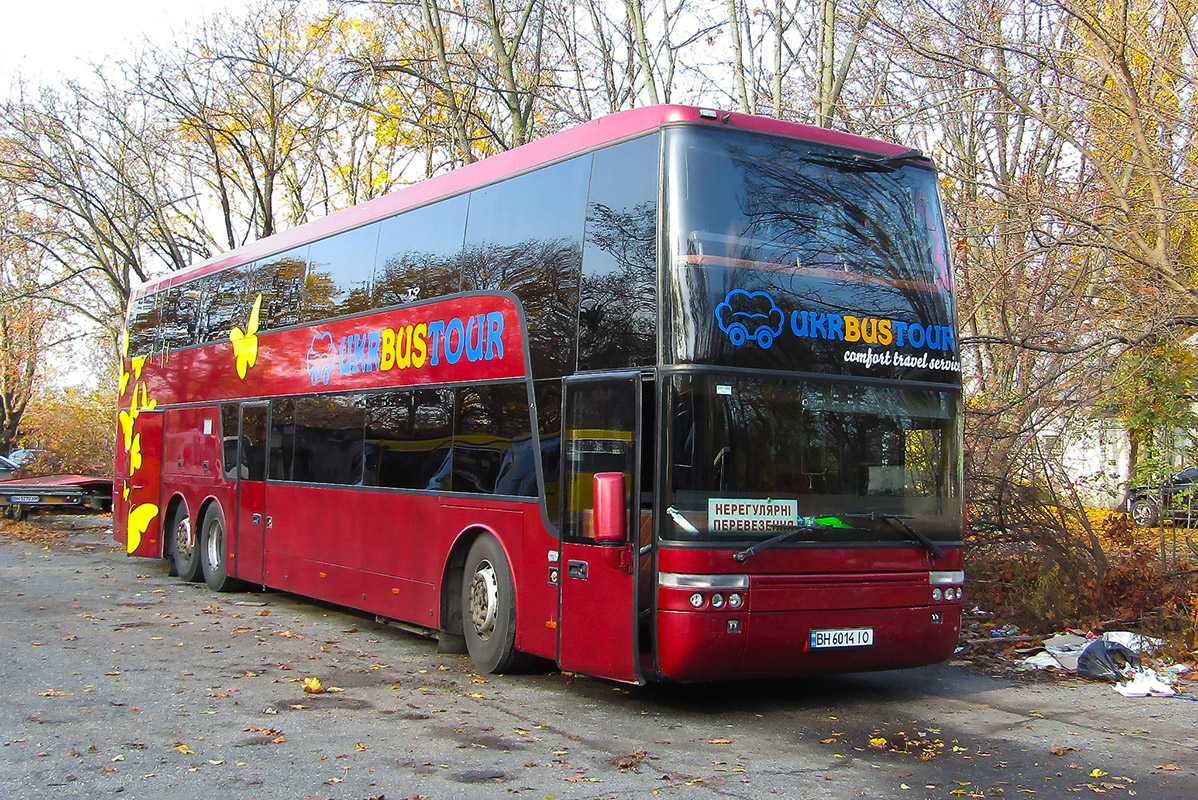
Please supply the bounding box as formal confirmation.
[840,512,946,559]
[801,148,925,173]
[732,516,847,563]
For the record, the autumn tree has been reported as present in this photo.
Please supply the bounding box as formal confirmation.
[0,177,57,451]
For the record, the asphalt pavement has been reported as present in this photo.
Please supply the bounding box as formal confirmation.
[1,515,1196,799]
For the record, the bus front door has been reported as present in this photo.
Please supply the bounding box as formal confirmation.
[558,375,643,684]
[234,403,270,585]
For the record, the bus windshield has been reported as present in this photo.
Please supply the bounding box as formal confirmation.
[663,373,962,546]
[663,126,958,382]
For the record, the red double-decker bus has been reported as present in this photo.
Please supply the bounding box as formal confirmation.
[115,105,963,683]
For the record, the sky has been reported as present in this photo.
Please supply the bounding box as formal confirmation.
[0,0,239,83]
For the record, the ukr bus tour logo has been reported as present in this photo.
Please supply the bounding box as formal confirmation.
[307,331,337,385]
[716,289,784,349]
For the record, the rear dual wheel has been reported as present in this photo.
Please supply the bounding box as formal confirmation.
[200,504,242,593]
[170,504,203,581]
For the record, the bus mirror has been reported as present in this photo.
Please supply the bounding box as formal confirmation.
[593,472,628,543]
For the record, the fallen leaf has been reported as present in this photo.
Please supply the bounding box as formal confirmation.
[39,690,68,697]
[708,738,732,745]
[302,677,324,694]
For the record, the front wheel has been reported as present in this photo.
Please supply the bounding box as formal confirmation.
[461,535,529,674]
[170,504,203,581]
[1130,497,1160,528]
[200,504,242,592]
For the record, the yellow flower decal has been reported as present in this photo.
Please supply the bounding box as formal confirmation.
[122,480,130,501]
[129,433,143,475]
[126,503,159,554]
[131,355,146,381]
[137,381,157,413]
[119,408,137,451]
[230,293,263,379]
[120,369,130,397]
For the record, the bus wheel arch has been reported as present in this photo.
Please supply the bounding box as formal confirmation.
[457,531,530,673]
[167,497,202,581]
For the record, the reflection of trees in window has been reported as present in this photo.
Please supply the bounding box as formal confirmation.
[128,294,162,356]
[303,223,380,322]
[196,266,252,343]
[579,200,657,370]
[740,159,942,321]
[159,285,201,349]
[903,428,942,496]
[371,195,468,308]
[680,131,947,323]
[249,253,307,330]
[300,269,339,323]
[459,239,582,378]
[372,252,462,307]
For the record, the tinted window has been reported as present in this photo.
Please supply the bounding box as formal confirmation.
[453,383,536,496]
[160,284,201,350]
[363,388,454,490]
[249,248,309,331]
[662,127,955,380]
[196,265,253,343]
[288,395,366,485]
[579,135,659,370]
[373,196,468,307]
[662,374,961,544]
[127,294,161,357]
[221,403,241,479]
[304,223,381,322]
[240,404,269,483]
[269,398,296,481]
[461,156,589,378]
[534,379,563,524]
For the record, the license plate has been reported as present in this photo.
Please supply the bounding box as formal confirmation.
[810,627,874,649]
[8,496,39,504]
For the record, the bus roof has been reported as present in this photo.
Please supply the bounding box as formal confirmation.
[135,105,917,298]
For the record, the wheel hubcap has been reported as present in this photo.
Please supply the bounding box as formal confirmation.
[175,516,194,560]
[205,519,223,571]
[469,560,499,641]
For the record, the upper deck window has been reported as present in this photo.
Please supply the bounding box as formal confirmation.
[662,126,957,381]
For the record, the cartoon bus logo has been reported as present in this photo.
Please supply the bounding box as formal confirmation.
[716,289,784,349]
[307,331,336,385]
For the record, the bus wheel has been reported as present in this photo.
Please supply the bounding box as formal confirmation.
[200,504,241,593]
[171,504,203,582]
[461,535,528,674]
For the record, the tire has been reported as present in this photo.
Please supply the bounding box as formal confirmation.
[1130,497,1160,528]
[170,504,203,581]
[461,535,529,674]
[200,504,242,592]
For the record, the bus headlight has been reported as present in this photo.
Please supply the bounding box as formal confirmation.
[932,588,942,602]
[711,593,726,609]
[689,593,705,609]
[728,593,743,609]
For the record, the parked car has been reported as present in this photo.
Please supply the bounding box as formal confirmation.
[1125,466,1198,527]
[7,449,49,466]
[0,455,17,481]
